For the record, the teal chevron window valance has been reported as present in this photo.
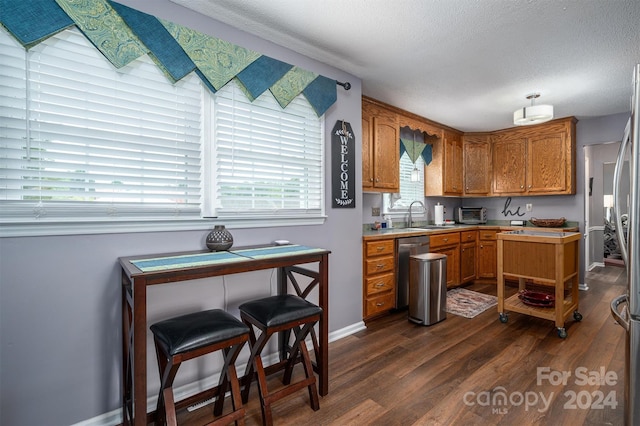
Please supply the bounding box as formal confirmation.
[399,126,435,165]
[0,0,337,116]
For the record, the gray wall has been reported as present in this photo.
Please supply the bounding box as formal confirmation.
[0,1,363,425]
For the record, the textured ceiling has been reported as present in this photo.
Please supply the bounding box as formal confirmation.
[170,0,640,132]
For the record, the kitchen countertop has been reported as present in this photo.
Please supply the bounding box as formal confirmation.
[363,221,579,241]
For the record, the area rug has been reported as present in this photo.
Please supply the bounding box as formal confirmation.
[446,288,497,319]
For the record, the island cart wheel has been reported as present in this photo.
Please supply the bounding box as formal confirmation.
[573,311,583,321]
[499,313,508,323]
[557,327,567,339]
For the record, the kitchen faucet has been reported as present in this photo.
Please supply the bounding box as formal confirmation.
[408,200,425,228]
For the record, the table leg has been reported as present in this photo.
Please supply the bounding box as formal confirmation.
[133,278,148,426]
[121,272,132,425]
[277,268,289,363]
[497,240,504,313]
[318,254,329,396]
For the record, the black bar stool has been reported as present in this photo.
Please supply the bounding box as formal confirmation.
[150,309,250,426]
[239,295,322,426]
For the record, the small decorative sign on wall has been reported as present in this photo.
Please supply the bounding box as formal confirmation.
[331,120,356,208]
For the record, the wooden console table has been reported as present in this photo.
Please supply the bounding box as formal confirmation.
[119,244,330,425]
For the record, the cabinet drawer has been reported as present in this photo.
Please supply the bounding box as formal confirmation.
[461,230,477,243]
[430,232,460,248]
[479,230,498,240]
[365,292,395,317]
[365,272,395,296]
[365,239,395,257]
[365,255,394,275]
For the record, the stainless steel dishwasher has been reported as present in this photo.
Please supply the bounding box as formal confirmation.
[396,235,430,308]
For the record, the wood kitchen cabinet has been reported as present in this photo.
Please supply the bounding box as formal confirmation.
[429,232,460,288]
[362,238,396,320]
[477,229,498,279]
[460,230,477,283]
[491,117,576,196]
[463,133,492,195]
[425,129,463,196]
[492,135,527,194]
[444,131,463,194]
[362,98,399,192]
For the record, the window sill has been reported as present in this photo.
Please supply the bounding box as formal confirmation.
[0,216,327,238]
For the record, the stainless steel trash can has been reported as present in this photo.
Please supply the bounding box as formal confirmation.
[409,253,447,325]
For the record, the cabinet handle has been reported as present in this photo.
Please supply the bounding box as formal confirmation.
[375,283,385,288]
[444,238,448,242]
[480,245,484,248]
[376,302,385,307]
[376,246,385,251]
[528,184,532,188]
[375,178,379,182]
[376,264,385,269]
[520,185,524,189]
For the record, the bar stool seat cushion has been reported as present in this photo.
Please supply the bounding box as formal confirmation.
[151,309,250,356]
[239,295,322,327]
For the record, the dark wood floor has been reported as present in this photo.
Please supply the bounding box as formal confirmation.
[180,265,627,425]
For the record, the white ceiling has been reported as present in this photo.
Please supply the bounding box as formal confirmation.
[170,0,640,132]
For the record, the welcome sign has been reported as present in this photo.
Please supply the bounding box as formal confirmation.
[331,120,356,208]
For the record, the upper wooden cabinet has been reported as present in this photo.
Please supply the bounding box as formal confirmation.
[360,96,576,197]
[362,98,399,192]
[490,117,576,196]
[444,131,463,194]
[425,129,463,196]
[463,133,491,195]
[492,135,527,194]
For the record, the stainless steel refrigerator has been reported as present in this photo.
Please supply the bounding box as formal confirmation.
[611,63,640,425]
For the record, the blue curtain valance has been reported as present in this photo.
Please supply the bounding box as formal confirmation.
[399,126,434,165]
[0,0,337,116]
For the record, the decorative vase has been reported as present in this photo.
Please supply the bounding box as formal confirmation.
[206,225,233,251]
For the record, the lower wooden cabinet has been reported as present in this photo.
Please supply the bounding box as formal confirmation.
[362,239,396,320]
[477,229,498,279]
[429,232,460,288]
[460,230,477,283]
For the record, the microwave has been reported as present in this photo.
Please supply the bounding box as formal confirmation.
[455,207,487,224]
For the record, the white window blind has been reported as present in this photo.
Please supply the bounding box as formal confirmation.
[205,80,324,219]
[393,153,424,208]
[0,28,202,223]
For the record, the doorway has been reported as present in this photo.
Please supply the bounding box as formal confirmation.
[583,142,629,270]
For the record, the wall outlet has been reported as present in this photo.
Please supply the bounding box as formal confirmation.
[526,203,533,212]
[372,207,381,216]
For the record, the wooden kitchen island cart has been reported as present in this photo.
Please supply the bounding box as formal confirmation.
[497,230,582,338]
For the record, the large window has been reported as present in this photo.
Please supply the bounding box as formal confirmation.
[203,80,324,221]
[0,27,324,235]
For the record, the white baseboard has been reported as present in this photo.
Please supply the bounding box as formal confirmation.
[72,320,368,426]
[588,261,605,271]
[329,320,366,342]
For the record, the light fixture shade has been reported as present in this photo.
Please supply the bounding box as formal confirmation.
[513,104,554,125]
[411,166,420,182]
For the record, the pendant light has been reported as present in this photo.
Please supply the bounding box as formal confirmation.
[513,93,554,125]
[411,165,420,182]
